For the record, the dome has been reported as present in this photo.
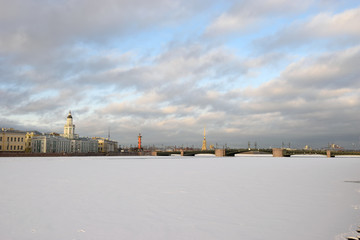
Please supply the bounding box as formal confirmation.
[67,111,72,118]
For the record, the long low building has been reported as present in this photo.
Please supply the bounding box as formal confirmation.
[32,135,99,154]
[32,135,71,153]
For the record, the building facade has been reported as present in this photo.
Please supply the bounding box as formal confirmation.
[32,135,71,153]
[32,135,99,154]
[70,138,98,153]
[0,128,26,152]
[30,111,97,154]
[94,137,118,153]
[25,131,41,152]
[31,112,100,154]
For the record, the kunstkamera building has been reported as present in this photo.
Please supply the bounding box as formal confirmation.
[32,112,101,154]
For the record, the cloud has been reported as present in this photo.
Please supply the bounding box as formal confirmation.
[205,0,311,36]
[0,0,212,58]
[92,43,252,124]
[92,44,360,147]
[1,0,360,148]
[232,45,360,142]
[255,6,360,51]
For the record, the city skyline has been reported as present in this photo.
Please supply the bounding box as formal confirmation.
[1,0,360,149]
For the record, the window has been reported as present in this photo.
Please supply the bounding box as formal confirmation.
[18,137,20,142]
[10,146,12,150]
[21,138,23,142]
[18,146,20,150]
[0,145,2,150]
[21,146,23,150]
[0,137,2,141]
[7,137,9,141]
[11,137,13,142]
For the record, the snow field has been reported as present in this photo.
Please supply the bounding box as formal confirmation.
[0,156,359,240]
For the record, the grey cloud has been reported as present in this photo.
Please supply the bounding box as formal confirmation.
[0,88,30,110]
[205,0,312,37]
[254,7,360,52]
[66,42,285,144]
[71,42,251,96]
[240,45,360,107]
[12,88,83,115]
[282,48,360,89]
[0,0,213,57]
[229,46,360,145]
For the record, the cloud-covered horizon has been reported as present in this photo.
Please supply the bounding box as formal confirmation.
[1,0,360,149]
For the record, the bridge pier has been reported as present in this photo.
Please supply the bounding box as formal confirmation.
[272,148,290,157]
[151,151,157,156]
[215,149,225,157]
[180,150,184,156]
[272,148,284,157]
[326,150,334,158]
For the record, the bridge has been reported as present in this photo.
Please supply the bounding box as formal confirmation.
[152,148,360,158]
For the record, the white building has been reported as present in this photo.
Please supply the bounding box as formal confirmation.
[70,138,98,153]
[32,135,70,153]
[31,111,98,154]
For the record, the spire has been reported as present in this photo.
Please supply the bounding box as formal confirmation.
[201,126,207,151]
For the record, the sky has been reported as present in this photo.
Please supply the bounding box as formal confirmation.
[1,0,360,149]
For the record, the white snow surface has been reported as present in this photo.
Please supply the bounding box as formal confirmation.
[0,156,359,240]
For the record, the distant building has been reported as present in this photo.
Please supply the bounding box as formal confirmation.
[93,137,118,153]
[304,145,312,150]
[0,128,26,152]
[31,111,98,154]
[70,138,98,153]
[32,135,98,154]
[32,134,71,153]
[331,143,342,149]
[25,131,41,152]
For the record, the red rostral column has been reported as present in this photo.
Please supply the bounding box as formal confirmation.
[138,133,142,150]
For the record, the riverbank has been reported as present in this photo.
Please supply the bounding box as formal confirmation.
[0,151,152,157]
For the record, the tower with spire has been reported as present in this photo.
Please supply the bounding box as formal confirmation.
[201,127,207,151]
[63,111,76,139]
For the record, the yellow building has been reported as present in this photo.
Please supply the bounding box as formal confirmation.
[93,137,118,153]
[25,131,41,152]
[0,128,26,152]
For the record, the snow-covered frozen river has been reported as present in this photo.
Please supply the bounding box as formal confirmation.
[0,156,359,240]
